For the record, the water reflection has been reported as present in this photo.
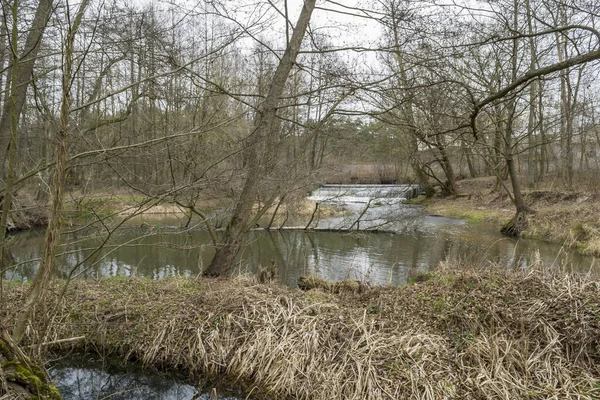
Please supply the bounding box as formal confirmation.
[50,357,243,400]
[5,219,597,287]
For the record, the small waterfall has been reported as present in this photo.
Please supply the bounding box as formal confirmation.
[308,184,421,204]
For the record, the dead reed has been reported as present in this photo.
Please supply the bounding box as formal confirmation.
[4,263,600,399]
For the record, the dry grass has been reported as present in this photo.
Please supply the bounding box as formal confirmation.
[524,200,600,254]
[428,177,600,256]
[4,265,600,399]
[426,177,515,226]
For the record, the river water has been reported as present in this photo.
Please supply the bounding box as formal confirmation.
[6,185,598,398]
[49,356,246,400]
[4,184,597,287]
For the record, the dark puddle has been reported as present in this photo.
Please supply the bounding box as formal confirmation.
[49,355,248,400]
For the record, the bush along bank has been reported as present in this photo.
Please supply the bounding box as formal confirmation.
[4,265,600,399]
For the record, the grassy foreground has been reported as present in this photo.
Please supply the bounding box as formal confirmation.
[4,265,600,399]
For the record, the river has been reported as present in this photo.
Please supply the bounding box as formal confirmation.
[4,184,597,287]
[49,356,247,400]
[6,184,598,398]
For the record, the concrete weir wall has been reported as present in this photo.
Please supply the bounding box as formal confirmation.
[309,184,421,204]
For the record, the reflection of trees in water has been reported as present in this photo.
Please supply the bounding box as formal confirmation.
[51,366,195,399]
[9,225,598,284]
[50,361,243,400]
[3,230,43,281]
[39,229,215,280]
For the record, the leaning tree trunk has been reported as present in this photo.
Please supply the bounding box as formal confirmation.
[13,0,89,343]
[0,0,21,309]
[501,0,531,237]
[204,0,317,277]
[0,1,53,305]
[435,136,459,197]
[461,137,478,178]
[0,0,53,183]
[501,145,531,236]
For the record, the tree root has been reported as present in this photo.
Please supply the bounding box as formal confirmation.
[501,210,529,237]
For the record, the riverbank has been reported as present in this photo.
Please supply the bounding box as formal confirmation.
[2,189,343,231]
[425,177,600,256]
[4,265,600,399]
[1,192,47,233]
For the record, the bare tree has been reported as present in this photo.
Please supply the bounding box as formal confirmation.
[14,0,90,343]
[0,0,53,183]
[205,0,318,276]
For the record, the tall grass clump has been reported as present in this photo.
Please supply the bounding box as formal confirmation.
[4,263,600,399]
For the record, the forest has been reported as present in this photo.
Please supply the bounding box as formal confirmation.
[1,0,600,399]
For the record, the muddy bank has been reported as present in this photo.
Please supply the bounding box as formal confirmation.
[1,193,47,233]
[58,191,343,228]
[3,188,344,235]
[4,266,600,399]
[426,177,600,256]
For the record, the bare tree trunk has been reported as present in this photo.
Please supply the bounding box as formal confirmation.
[0,5,8,109]
[593,104,600,171]
[554,1,576,188]
[537,79,547,181]
[0,0,21,311]
[409,135,435,196]
[205,0,317,277]
[390,12,434,197]
[501,0,530,236]
[436,140,459,196]
[0,325,60,399]
[13,0,89,343]
[0,0,53,184]
[491,99,509,191]
[489,54,509,192]
[461,137,477,178]
[525,0,537,188]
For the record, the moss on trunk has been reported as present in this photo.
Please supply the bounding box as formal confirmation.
[0,327,60,399]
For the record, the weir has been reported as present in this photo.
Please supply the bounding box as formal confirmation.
[308,184,421,204]
[5,184,596,288]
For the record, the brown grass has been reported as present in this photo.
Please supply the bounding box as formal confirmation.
[426,177,515,226]
[4,265,600,399]
[428,177,600,256]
